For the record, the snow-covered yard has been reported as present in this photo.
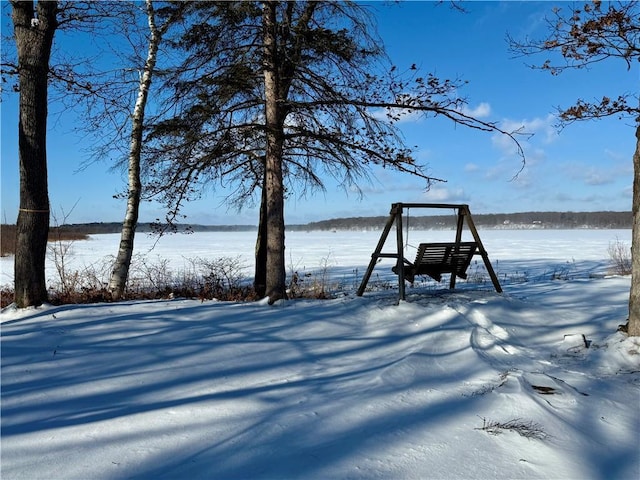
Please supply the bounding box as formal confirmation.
[2,229,639,479]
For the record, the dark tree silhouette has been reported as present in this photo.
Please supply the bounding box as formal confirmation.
[147,1,524,303]
[10,0,58,307]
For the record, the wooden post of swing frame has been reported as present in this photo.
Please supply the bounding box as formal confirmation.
[463,205,503,293]
[395,203,406,301]
[356,203,404,298]
[354,202,411,302]
[356,202,502,300]
[449,207,466,290]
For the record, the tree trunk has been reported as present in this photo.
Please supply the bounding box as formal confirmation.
[264,136,287,304]
[628,125,640,336]
[254,172,268,298]
[12,1,57,308]
[109,0,163,300]
[262,1,287,304]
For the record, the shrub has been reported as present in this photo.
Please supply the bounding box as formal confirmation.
[0,253,258,308]
[1,285,13,308]
[475,417,548,440]
[287,253,337,299]
[608,237,632,275]
[1,224,16,257]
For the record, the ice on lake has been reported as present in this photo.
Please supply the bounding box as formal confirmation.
[0,228,630,291]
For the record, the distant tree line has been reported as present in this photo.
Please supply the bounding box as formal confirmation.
[13,223,258,235]
[0,211,630,241]
[297,211,632,231]
[0,225,88,258]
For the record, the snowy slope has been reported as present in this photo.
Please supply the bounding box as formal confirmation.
[1,230,639,479]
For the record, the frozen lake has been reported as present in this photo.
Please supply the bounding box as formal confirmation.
[0,228,631,291]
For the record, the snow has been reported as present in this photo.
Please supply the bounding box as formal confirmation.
[2,229,639,479]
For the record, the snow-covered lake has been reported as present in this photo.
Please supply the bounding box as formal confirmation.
[0,228,631,289]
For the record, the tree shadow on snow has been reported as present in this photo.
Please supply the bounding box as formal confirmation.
[1,271,637,479]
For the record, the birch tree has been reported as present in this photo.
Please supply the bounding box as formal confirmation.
[108,0,180,300]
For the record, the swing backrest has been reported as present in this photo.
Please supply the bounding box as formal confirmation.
[411,242,478,281]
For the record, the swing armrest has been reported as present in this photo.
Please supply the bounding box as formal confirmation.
[391,257,416,280]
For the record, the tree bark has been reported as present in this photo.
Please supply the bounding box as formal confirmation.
[628,124,640,336]
[254,171,268,298]
[109,0,163,300]
[262,1,287,303]
[12,0,57,308]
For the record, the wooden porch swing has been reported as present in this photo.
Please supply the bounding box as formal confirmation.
[356,203,502,301]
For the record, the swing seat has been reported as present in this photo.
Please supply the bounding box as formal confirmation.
[394,242,478,283]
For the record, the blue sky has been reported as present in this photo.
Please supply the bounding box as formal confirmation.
[1,1,636,225]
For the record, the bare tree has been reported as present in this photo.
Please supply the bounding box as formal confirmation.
[147,1,524,303]
[108,0,182,300]
[509,0,640,336]
[10,0,58,307]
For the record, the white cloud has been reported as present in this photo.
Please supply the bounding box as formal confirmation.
[584,171,614,186]
[524,115,558,144]
[350,183,386,195]
[483,155,531,182]
[422,186,469,203]
[413,147,434,162]
[562,163,617,186]
[491,114,558,157]
[604,148,629,162]
[491,129,523,157]
[461,102,491,118]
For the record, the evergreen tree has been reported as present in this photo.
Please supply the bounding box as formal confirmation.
[147,1,523,303]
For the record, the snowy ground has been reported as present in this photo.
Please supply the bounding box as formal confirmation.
[1,229,639,479]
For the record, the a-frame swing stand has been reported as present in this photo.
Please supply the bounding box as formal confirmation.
[356,203,502,301]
